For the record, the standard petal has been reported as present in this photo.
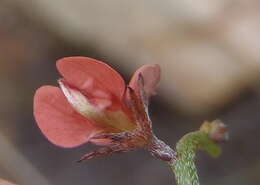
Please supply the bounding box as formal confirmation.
[56,57,126,101]
[33,86,102,148]
[129,64,161,98]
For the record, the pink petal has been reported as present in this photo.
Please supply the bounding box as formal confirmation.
[33,86,103,148]
[129,64,161,98]
[56,57,126,102]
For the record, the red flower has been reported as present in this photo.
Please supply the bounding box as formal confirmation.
[34,57,175,162]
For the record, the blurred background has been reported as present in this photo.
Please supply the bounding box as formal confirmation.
[0,0,260,184]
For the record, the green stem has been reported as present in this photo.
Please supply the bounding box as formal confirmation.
[170,120,227,185]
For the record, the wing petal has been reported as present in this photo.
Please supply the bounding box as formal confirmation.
[34,86,102,148]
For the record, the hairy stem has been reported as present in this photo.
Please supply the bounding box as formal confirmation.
[170,120,228,185]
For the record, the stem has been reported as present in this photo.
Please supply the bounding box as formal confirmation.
[170,120,228,185]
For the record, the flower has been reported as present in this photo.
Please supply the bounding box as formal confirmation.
[34,56,175,162]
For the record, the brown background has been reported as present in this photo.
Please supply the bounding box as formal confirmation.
[0,1,260,185]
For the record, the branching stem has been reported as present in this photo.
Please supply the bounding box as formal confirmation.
[170,120,228,185]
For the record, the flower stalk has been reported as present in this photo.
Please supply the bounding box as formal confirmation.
[170,120,228,185]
